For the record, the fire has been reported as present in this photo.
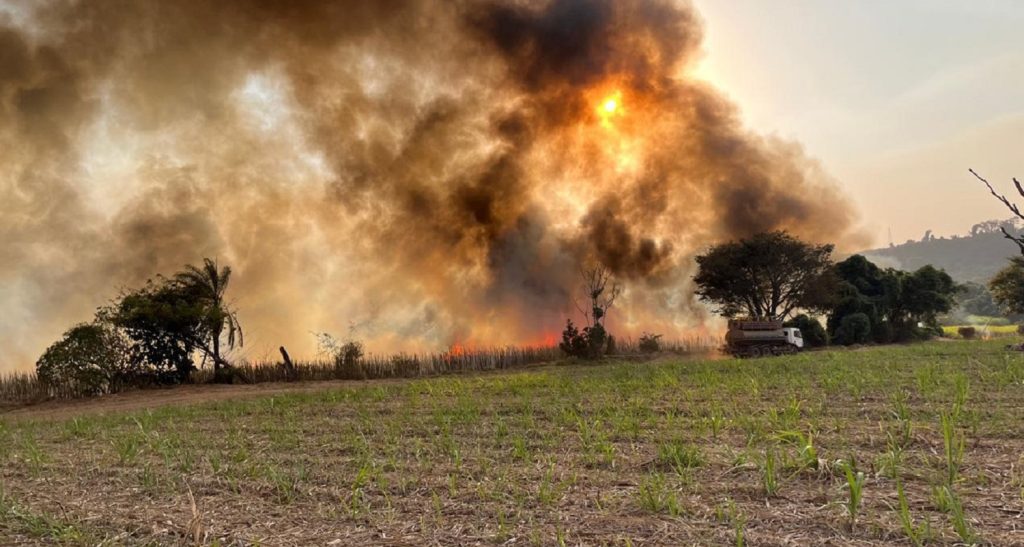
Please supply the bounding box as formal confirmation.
[447,342,469,357]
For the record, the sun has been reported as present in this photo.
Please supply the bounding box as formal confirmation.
[596,90,624,127]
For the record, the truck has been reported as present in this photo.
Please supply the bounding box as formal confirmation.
[725,319,803,358]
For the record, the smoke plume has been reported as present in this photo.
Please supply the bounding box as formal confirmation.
[0,0,862,372]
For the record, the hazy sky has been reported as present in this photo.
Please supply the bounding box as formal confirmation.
[692,0,1024,246]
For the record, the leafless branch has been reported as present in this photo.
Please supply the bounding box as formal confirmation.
[970,169,1024,255]
[577,265,620,327]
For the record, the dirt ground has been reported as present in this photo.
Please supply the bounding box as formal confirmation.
[3,344,1024,545]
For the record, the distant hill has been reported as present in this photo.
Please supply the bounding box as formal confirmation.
[860,229,1021,283]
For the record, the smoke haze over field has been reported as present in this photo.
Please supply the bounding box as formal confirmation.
[0,0,862,372]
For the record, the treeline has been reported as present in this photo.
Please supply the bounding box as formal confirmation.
[15,258,718,402]
[34,259,243,396]
[693,231,966,347]
[827,255,958,344]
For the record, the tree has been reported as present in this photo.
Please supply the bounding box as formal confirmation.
[834,313,871,346]
[989,257,1024,315]
[36,322,130,395]
[694,231,835,320]
[103,259,244,383]
[828,255,887,342]
[574,265,621,328]
[957,281,1002,318]
[561,266,620,359]
[829,255,959,343]
[104,278,209,383]
[899,265,959,328]
[174,258,243,374]
[783,314,828,347]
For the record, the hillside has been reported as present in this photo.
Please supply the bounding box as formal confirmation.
[861,231,1020,283]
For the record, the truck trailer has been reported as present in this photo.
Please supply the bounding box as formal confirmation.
[725,319,803,358]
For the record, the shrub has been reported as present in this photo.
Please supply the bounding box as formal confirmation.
[1017,324,1024,335]
[339,341,364,366]
[783,315,828,347]
[957,326,976,340]
[872,320,894,344]
[560,319,609,360]
[834,313,871,346]
[36,323,131,396]
[605,335,617,355]
[314,332,366,379]
[638,332,663,353]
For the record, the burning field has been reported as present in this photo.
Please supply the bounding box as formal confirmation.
[0,0,863,370]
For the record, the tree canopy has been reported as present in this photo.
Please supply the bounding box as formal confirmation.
[989,257,1024,315]
[36,322,130,395]
[829,255,960,344]
[694,231,835,320]
[40,258,245,387]
[173,258,243,373]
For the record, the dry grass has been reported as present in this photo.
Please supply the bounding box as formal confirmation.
[942,324,1019,338]
[2,340,1024,545]
[0,336,719,406]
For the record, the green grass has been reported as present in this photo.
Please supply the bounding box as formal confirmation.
[2,339,1020,544]
[0,485,99,544]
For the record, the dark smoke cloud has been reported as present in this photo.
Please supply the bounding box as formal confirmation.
[0,0,863,372]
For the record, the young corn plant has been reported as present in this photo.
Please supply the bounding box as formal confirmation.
[707,408,727,440]
[939,485,976,545]
[761,448,779,497]
[888,389,913,449]
[941,411,964,485]
[839,459,866,530]
[884,411,913,477]
[716,499,747,547]
[895,481,929,547]
[952,374,969,420]
[637,473,682,516]
[657,440,703,476]
[775,430,818,473]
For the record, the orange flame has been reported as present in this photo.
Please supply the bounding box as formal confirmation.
[447,342,469,357]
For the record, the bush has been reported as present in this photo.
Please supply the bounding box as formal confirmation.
[957,326,977,340]
[36,323,130,396]
[339,341,364,366]
[605,334,617,355]
[1017,324,1024,335]
[315,332,366,379]
[638,332,663,353]
[834,313,871,346]
[560,319,609,360]
[872,320,894,344]
[783,315,828,347]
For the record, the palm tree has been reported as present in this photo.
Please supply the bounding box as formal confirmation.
[175,258,243,373]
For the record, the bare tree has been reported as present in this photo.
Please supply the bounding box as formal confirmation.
[574,265,622,327]
[970,169,1024,254]
[562,265,622,359]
